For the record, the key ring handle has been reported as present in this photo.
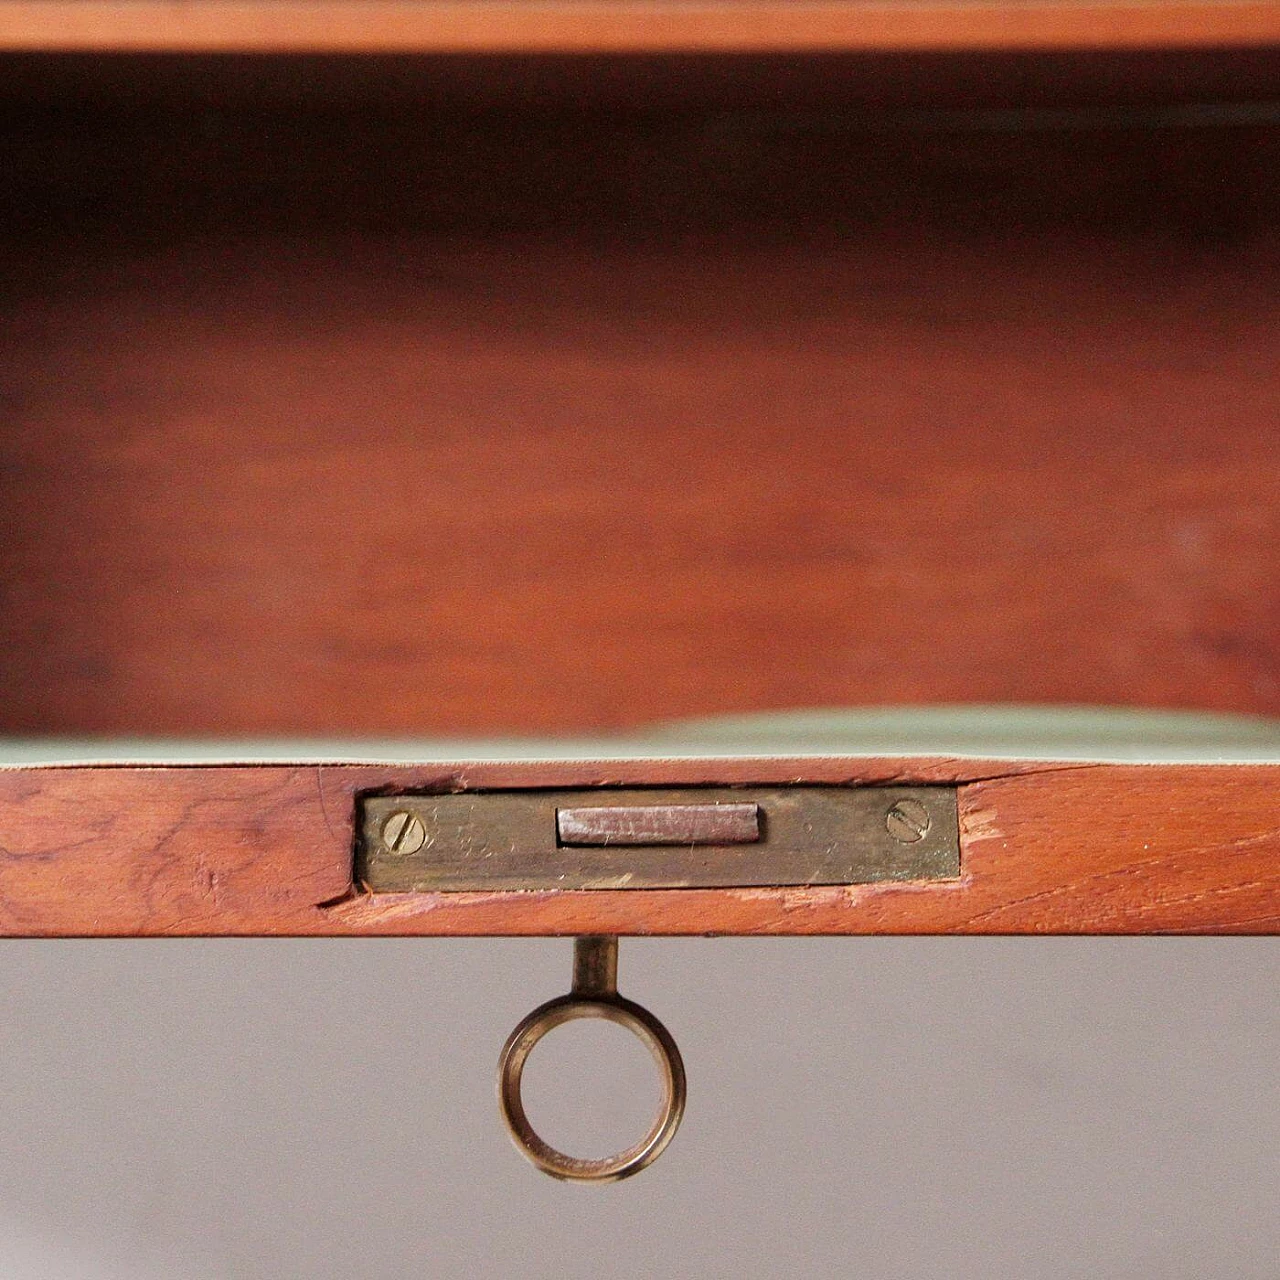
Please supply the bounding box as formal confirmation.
[497,937,686,1182]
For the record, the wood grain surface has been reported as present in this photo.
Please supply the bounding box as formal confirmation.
[0,760,1275,935]
[2,229,1276,734]
[3,70,1277,739]
[3,1,1280,54]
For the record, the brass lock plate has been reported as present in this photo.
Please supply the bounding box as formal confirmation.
[358,787,959,891]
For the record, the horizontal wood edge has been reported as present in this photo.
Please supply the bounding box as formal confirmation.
[0,759,1276,935]
[0,756,1082,775]
[2,2,1279,54]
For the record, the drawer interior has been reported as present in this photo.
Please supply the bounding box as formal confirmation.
[1,50,1277,738]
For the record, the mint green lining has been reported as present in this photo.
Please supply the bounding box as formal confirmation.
[1,706,1277,766]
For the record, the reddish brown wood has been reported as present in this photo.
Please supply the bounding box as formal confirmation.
[3,1,1280,55]
[2,82,1276,737]
[1,229,1277,734]
[0,759,1274,935]
[1,63,1276,742]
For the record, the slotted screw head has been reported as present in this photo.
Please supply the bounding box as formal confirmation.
[885,798,931,843]
[381,810,426,855]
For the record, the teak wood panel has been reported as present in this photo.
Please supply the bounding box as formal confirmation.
[3,90,1278,736]
[0,760,1275,936]
[2,93,1277,736]
[2,234,1276,734]
[3,1,1280,54]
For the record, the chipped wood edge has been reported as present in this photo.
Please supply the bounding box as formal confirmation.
[0,757,1276,936]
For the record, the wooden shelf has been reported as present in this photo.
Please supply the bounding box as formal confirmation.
[2,1,1280,54]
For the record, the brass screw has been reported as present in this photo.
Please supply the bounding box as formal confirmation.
[885,798,931,843]
[381,810,426,855]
